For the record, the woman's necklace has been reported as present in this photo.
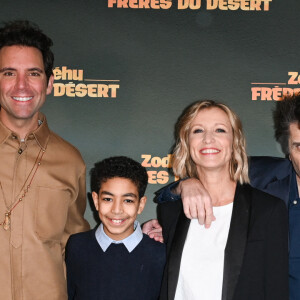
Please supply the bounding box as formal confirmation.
[0,148,45,230]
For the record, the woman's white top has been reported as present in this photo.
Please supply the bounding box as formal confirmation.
[174,202,233,300]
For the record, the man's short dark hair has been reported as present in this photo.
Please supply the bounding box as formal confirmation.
[0,20,54,82]
[273,93,300,155]
[90,156,148,198]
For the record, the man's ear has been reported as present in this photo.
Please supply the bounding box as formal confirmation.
[92,191,99,211]
[46,75,54,95]
[138,196,147,215]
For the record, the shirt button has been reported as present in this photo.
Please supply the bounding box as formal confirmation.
[18,148,23,154]
[293,200,298,205]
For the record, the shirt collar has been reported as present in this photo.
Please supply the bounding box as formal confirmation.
[0,118,11,144]
[0,112,50,150]
[32,113,50,150]
[95,220,143,253]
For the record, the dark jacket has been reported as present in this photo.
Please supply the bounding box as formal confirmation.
[158,183,289,300]
[249,156,292,206]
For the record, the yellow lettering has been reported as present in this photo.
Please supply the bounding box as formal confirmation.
[53,83,65,96]
[118,0,129,8]
[65,82,76,97]
[61,66,73,80]
[251,87,261,100]
[260,87,273,101]
[147,171,157,184]
[228,0,239,10]
[97,85,109,97]
[250,0,261,10]
[189,0,201,9]
[141,154,152,167]
[129,0,139,8]
[75,84,88,97]
[261,0,271,11]
[87,84,98,97]
[53,67,62,80]
[206,0,218,10]
[288,72,299,85]
[240,0,250,10]
[151,0,161,9]
[109,84,120,98]
[219,0,228,10]
[161,0,172,9]
[151,156,161,167]
[108,0,117,7]
[272,86,282,101]
[161,154,172,168]
[178,0,190,9]
[157,171,169,184]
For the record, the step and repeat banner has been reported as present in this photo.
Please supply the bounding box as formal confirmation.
[1,0,299,226]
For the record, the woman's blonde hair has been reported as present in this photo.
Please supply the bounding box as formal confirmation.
[172,100,249,184]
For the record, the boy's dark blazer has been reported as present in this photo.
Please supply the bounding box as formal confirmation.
[157,183,289,300]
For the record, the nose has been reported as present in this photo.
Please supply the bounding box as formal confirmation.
[203,131,214,144]
[111,201,123,214]
[15,74,28,90]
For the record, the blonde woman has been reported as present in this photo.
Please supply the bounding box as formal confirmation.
[158,100,288,300]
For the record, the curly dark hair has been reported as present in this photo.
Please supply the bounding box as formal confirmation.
[0,20,54,82]
[273,93,300,155]
[90,156,148,198]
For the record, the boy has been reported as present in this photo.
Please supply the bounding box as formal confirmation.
[65,156,166,300]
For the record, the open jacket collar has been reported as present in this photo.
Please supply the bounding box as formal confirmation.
[167,183,251,300]
[167,209,191,299]
[221,183,251,300]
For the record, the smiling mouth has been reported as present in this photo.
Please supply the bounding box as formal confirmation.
[200,149,220,154]
[12,96,33,102]
[109,218,126,225]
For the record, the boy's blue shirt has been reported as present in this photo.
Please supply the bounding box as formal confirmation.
[95,221,143,252]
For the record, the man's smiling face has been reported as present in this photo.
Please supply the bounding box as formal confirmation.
[0,45,53,128]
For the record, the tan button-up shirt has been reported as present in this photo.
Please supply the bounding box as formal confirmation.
[0,113,90,300]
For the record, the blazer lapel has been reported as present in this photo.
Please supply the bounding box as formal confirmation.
[167,210,191,300]
[222,184,251,300]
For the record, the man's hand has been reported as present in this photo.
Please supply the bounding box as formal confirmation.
[175,178,215,228]
[142,219,163,243]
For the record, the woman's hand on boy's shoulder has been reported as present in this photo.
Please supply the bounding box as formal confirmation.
[142,219,164,243]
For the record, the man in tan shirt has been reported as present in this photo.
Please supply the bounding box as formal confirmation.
[0,20,90,299]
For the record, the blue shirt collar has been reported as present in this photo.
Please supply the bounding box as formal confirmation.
[95,220,143,253]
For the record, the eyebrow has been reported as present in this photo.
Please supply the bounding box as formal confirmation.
[123,193,137,198]
[190,123,229,127]
[292,142,300,146]
[0,67,44,73]
[0,67,16,72]
[28,67,44,73]
[100,191,137,198]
